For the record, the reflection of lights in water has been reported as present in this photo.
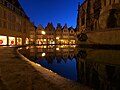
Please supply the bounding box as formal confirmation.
[26,46,29,49]
[61,45,64,48]
[70,45,76,48]
[44,46,46,48]
[18,47,22,50]
[56,48,59,50]
[42,53,46,56]
[44,39,46,41]
[56,37,59,39]
[30,46,34,49]
[73,45,76,47]
[36,46,43,48]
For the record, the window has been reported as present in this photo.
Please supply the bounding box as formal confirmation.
[81,9,85,26]
[113,0,115,3]
[11,24,15,30]
[3,21,7,28]
[0,35,7,45]
[16,24,21,32]
[81,17,85,25]
[8,36,15,45]
[109,0,111,5]
[0,7,2,18]
[17,37,22,45]
[23,29,26,33]
[0,20,2,27]
[104,0,106,6]
[8,23,15,30]
[16,17,21,24]
[3,1,7,7]
[11,15,16,22]
[3,10,7,19]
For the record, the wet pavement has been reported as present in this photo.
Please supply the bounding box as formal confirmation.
[0,46,91,90]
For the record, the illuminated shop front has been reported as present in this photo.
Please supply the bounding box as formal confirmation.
[56,37,60,44]
[9,37,15,45]
[36,39,46,45]
[0,35,7,45]
[48,39,55,44]
[17,37,22,45]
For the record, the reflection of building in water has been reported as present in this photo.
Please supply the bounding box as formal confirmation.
[76,49,120,90]
[61,48,69,62]
[29,45,77,64]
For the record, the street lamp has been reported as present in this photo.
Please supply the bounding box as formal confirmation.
[41,31,46,35]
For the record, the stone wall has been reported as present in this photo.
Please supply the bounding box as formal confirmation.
[87,28,120,45]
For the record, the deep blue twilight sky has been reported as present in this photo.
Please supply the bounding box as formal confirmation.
[19,0,84,28]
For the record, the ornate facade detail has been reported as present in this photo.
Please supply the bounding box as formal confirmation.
[76,0,120,34]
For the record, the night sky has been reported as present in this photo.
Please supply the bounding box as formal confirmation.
[19,0,84,28]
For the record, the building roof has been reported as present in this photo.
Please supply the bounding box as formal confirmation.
[6,0,29,19]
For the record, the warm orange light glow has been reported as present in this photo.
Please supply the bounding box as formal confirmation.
[0,35,7,45]
[56,37,59,39]
[42,53,46,56]
[17,37,22,45]
[9,37,15,45]
[44,46,47,48]
[56,48,59,50]
[41,31,46,35]
[26,38,29,44]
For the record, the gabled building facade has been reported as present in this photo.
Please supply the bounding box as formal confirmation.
[62,24,69,44]
[55,23,62,44]
[36,24,46,44]
[45,22,55,44]
[31,23,76,45]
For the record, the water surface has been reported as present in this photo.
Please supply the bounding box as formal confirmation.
[19,45,120,90]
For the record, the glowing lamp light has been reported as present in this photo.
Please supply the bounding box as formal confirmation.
[41,31,46,35]
[42,53,46,56]
[56,37,59,39]
[56,48,59,51]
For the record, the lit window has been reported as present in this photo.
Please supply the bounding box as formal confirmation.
[9,37,15,45]
[0,35,7,45]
